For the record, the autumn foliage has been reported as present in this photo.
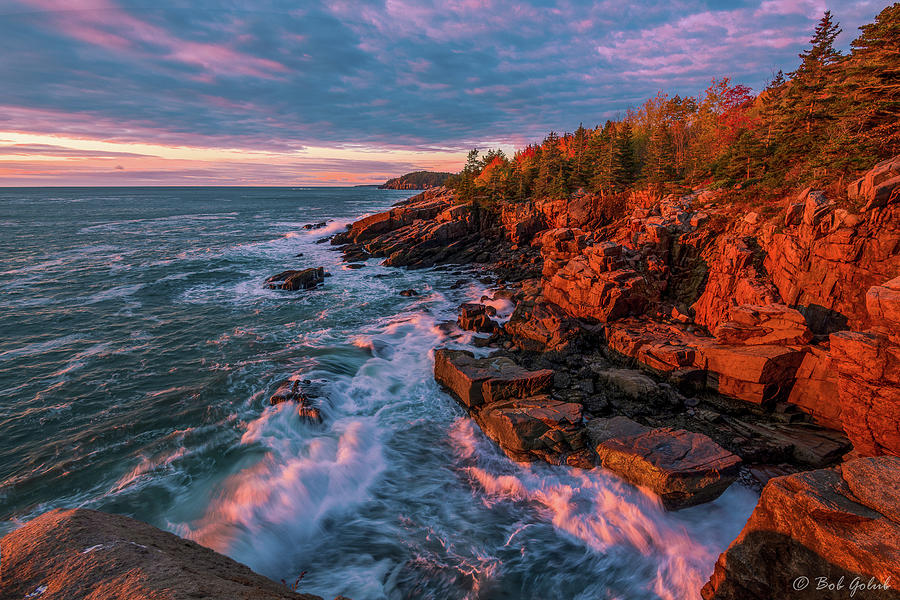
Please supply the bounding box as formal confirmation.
[448,5,900,208]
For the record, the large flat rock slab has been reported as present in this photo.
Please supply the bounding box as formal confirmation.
[702,456,900,600]
[724,418,851,467]
[474,395,588,465]
[596,427,741,510]
[433,348,553,409]
[697,343,806,385]
[713,304,812,346]
[0,508,322,600]
[585,416,650,446]
[434,349,590,466]
[698,343,806,405]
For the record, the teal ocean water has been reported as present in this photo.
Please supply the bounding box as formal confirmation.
[0,187,756,599]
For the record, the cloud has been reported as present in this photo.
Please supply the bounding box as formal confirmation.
[0,0,887,184]
[0,142,150,158]
[16,0,289,78]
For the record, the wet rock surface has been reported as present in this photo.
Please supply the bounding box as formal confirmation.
[266,267,326,291]
[457,302,498,333]
[473,395,589,465]
[595,426,742,509]
[270,380,324,425]
[0,508,327,600]
[433,349,553,410]
[433,349,590,464]
[335,159,899,588]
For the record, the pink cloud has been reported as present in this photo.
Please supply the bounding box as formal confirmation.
[20,0,288,78]
[755,0,825,17]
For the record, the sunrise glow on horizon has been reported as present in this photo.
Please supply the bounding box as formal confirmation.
[0,0,886,185]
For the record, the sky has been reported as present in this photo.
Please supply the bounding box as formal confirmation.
[0,0,887,186]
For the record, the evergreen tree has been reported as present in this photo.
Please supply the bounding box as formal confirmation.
[789,11,842,139]
[761,70,786,150]
[614,121,637,189]
[535,132,568,198]
[644,122,675,187]
[455,148,480,202]
[587,122,614,194]
[568,124,590,190]
[444,8,896,204]
[845,3,900,157]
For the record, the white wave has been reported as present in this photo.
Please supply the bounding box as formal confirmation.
[182,300,449,580]
[448,418,757,600]
[184,413,385,578]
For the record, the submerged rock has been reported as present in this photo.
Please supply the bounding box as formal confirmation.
[270,381,323,425]
[702,456,900,599]
[0,508,325,600]
[298,405,323,424]
[399,289,418,297]
[270,380,305,405]
[266,267,325,291]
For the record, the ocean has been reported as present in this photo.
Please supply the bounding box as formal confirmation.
[0,187,757,600]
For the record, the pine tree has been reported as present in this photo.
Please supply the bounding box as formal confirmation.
[535,132,568,198]
[644,122,675,187]
[845,3,900,158]
[614,121,637,189]
[568,124,590,190]
[760,71,786,149]
[455,148,480,202]
[790,11,842,139]
[587,122,614,193]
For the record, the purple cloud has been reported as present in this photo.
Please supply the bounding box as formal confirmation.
[0,0,888,184]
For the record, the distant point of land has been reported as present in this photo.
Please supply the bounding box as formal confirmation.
[379,171,452,190]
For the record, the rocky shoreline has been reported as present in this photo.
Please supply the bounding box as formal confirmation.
[0,509,343,600]
[2,162,897,598]
[325,157,900,597]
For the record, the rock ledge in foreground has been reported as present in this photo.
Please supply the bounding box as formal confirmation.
[595,426,741,510]
[0,508,327,600]
[434,348,591,465]
[702,456,900,600]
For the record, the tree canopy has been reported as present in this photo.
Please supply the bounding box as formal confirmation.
[448,5,900,206]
